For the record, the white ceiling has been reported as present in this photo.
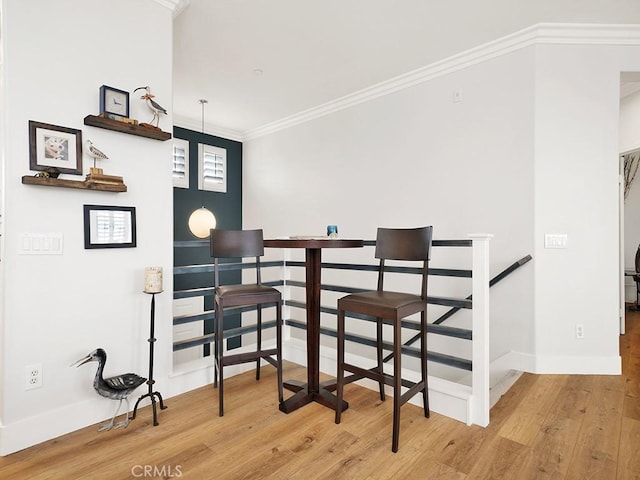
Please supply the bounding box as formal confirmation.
[172,0,640,139]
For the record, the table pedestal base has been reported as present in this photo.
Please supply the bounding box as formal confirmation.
[263,238,363,416]
[279,380,348,414]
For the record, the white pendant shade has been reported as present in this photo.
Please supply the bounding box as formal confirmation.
[188,207,217,238]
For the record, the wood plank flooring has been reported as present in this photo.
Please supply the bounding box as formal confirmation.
[1,310,639,479]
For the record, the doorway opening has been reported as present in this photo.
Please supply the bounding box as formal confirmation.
[619,72,640,335]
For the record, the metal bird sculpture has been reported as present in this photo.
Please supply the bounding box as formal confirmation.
[72,348,146,431]
[85,140,109,169]
[134,86,167,128]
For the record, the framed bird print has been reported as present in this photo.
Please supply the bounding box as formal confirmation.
[83,204,137,249]
[29,120,83,175]
[99,85,130,118]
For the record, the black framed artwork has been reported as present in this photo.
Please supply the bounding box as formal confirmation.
[29,120,83,175]
[83,204,137,249]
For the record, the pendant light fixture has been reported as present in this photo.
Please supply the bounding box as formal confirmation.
[187,98,217,239]
[188,206,216,238]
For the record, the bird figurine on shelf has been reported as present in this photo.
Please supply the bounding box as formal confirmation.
[85,139,108,175]
[134,86,167,129]
[72,348,146,431]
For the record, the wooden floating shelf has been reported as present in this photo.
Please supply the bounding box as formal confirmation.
[22,175,127,192]
[83,114,171,141]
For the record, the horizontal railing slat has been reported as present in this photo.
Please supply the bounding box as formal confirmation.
[323,263,471,278]
[173,311,215,325]
[271,261,470,278]
[173,303,279,325]
[174,260,284,275]
[362,239,471,248]
[174,287,216,299]
[284,302,472,340]
[174,239,472,249]
[173,320,278,351]
[285,319,471,370]
[286,294,472,311]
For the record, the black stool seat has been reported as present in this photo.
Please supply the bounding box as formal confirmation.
[217,284,281,304]
[340,291,424,318]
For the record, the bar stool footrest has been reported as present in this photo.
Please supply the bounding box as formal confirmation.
[221,348,278,367]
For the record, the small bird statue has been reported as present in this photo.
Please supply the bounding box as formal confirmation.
[85,140,109,170]
[72,348,146,431]
[134,86,167,128]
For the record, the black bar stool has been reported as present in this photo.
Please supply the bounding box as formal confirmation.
[210,229,283,416]
[334,226,433,452]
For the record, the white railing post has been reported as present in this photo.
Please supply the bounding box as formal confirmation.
[468,233,492,426]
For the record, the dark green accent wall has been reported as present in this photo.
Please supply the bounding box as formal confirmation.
[173,126,243,353]
[173,126,243,255]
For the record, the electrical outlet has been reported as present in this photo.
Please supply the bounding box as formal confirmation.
[25,363,42,390]
[575,324,585,339]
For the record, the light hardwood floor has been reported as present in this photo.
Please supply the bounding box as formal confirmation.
[1,311,639,479]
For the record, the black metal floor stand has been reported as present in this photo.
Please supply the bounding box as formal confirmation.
[131,292,167,425]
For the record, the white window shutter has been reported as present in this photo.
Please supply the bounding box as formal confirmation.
[172,138,189,188]
[198,144,227,193]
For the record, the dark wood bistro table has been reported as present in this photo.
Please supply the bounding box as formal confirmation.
[264,238,364,414]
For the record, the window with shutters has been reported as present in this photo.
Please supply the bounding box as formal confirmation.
[198,143,227,193]
[172,138,189,188]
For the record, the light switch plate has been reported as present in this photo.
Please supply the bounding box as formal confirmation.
[544,234,568,249]
[19,233,63,254]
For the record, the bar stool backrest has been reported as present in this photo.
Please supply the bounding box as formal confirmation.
[374,226,433,297]
[210,229,265,287]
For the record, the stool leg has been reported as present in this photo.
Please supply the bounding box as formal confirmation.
[392,316,402,453]
[213,303,219,389]
[335,307,346,424]
[276,300,283,403]
[217,306,225,417]
[376,317,386,401]
[421,310,429,418]
[256,305,262,380]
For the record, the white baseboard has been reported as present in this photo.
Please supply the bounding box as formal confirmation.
[0,344,270,456]
[0,397,128,456]
[533,354,621,374]
[4,342,618,455]
[488,350,621,375]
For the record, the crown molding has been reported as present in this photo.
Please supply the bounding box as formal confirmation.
[244,23,640,141]
[173,115,244,142]
[152,0,190,17]
[534,22,640,45]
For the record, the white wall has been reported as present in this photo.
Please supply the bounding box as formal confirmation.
[0,0,176,454]
[244,29,640,384]
[245,47,537,374]
[531,44,637,373]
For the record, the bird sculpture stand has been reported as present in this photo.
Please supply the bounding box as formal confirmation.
[131,291,167,426]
